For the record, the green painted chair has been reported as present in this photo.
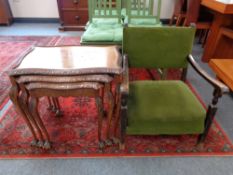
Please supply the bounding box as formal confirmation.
[118,26,229,149]
[81,0,123,45]
[123,0,162,27]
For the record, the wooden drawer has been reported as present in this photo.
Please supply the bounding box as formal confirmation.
[62,10,88,26]
[58,0,87,9]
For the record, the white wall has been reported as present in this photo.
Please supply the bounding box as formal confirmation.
[9,0,175,19]
[9,0,59,18]
[161,0,176,18]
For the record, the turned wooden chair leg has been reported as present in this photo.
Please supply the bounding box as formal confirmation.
[202,29,209,47]
[176,15,184,26]
[9,86,38,146]
[198,29,204,44]
[28,96,51,149]
[169,15,175,25]
[147,69,155,80]
[197,105,216,143]
[197,89,221,144]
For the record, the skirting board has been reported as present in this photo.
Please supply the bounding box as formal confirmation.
[13,18,170,24]
[13,18,60,23]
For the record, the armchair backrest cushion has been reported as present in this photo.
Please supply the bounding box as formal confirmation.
[123,27,195,69]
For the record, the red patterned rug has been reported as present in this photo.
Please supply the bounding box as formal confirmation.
[0,68,232,158]
[0,36,80,109]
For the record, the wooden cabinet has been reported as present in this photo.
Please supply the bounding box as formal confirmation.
[0,0,13,25]
[57,0,89,31]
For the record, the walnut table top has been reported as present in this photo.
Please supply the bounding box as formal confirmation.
[9,46,122,76]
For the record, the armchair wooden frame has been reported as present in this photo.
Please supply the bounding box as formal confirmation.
[126,0,161,25]
[88,0,122,23]
[118,54,229,149]
[81,0,162,45]
[169,0,186,26]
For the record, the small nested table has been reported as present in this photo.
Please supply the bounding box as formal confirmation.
[8,46,123,149]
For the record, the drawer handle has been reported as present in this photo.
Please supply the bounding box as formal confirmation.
[75,16,80,21]
[73,0,79,4]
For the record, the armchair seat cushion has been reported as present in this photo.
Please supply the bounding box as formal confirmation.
[81,23,123,43]
[127,80,206,135]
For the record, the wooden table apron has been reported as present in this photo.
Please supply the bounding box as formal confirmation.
[201,0,233,62]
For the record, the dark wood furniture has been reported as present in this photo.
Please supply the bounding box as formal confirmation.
[0,0,13,25]
[212,27,233,59]
[170,0,212,46]
[169,0,186,26]
[201,0,233,62]
[8,46,123,149]
[209,59,233,91]
[185,0,212,46]
[57,0,89,31]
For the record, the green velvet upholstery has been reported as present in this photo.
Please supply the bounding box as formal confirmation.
[81,0,123,45]
[83,0,163,45]
[81,23,123,43]
[122,26,205,137]
[92,18,121,25]
[123,27,196,68]
[127,81,206,135]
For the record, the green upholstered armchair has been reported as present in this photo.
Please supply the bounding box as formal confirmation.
[81,0,123,45]
[124,0,162,27]
[118,26,229,149]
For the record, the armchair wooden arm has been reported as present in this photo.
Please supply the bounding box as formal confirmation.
[188,54,229,94]
[120,54,129,96]
[188,54,230,143]
[119,54,129,149]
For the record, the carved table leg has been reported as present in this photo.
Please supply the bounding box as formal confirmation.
[112,83,121,144]
[95,95,104,149]
[105,83,114,146]
[28,96,51,149]
[54,97,63,117]
[9,84,38,146]
[51,97,58,112]
[18,86,45,147]
[47,97,62,117]
[47,97,53,110]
